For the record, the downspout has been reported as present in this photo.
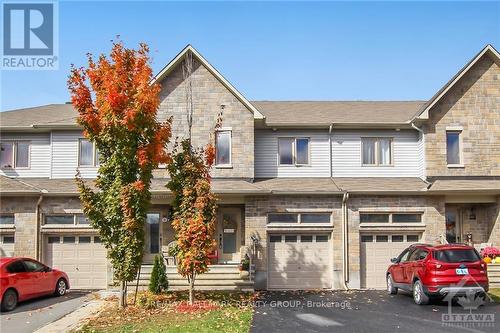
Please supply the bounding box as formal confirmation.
[341,192,350,290]
[411,122,426,180]
[35,194,44,261]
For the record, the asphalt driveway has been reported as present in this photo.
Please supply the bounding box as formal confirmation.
[251,290,500,333]
[0,290,91,333]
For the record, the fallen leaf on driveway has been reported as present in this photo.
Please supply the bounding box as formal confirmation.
[432,308,439,312]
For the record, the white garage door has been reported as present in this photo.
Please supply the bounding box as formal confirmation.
[360,233,421,289]
[0,234,15,257]
[45,234,107,289]
[268,234,332,289]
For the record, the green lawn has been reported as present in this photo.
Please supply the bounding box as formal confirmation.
[489,288,500,303]
[77,291,254,333]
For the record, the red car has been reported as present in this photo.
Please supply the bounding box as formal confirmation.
[0,257,69,311]
[386,244,488,305]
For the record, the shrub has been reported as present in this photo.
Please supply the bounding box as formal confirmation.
[137,291,158,309]
[149,255,168,294]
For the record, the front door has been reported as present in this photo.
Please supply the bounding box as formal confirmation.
[445,206,462,243]
[217,207,241,263]
[144,213,161,262]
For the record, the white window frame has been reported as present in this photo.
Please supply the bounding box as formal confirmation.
[43,213,92,228]
[267,211,332,227]
[277,137,310,167]
[215,129,232,168]
[446,128,464,168]
[0,140,31,169]
[78,138,99,167]
[359,212,424,226]
[361,137,393,166]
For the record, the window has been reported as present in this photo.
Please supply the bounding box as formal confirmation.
[398,249,411,263]
[284,235,297,243]
[76,214,90,225]
[301,213,331,224]
[79,236,91,243]
[361,235,373,242]
[6,260,26,273]
[406,235,419,242]
[215,130,231,166]
[278,138,310,166]
[44,214,91,226]
[94,236,101,243]
[360,213,389,223]
[300,235,313,242]
[360,212,422,224]
[409,249,428,261]
[0,214,15,224]
[3,236,14,244]
[269,235,282,243]
[48,236,60,244]
[268,213,298,223]
[316,235,329,242]
[147,213,160,254]
[0,141,30,168]
[63,236,76,243]
[268,212,331,224]
[78,139,98,167]
[23,260,45,272]
[433,249,480,263]
[446,131,461,165]
[376,235,389,242]
[295,138,309,165]
[391,235,404,242]
[45,215,75,225]
[362,138,392,166]
[393,214,421,223]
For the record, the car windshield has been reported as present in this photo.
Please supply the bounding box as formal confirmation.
[433,249,481,263]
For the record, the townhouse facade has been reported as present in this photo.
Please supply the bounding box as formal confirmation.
[0,44,499,291]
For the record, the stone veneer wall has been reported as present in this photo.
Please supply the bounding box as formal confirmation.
[245,195,343,290]
[424,55,500,176]
[1,196,38,258]
[156,57,254,179]
[486,198,500,245]
[346,195,446,288]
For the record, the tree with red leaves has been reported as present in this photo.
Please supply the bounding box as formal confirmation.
[68,40,171,307]
[166,51,220,305]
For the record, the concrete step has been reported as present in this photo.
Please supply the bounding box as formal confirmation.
[133,273,244,281]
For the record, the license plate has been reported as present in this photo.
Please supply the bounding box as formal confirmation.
[456,268,469,275]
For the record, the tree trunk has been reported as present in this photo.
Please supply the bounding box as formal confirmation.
[189,274,195,305]
[119,280,127,308]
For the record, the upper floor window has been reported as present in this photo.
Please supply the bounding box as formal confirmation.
[446,131,462,166]
[278,137,309,166]
[362,137,392,166]
[215,130,231,166]
[0,214,15,225]
[78,139,99,167]
[0,141,30,169]
[44,213,91,226]
[360,212,422,224]
[267,212,331,224]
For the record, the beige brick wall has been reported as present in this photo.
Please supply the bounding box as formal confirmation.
[487,198,500,245]
[424,55,500,176]
[1,196,38,258]
[156,57,254,179]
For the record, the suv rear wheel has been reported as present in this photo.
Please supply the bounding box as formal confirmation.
[387,274,397,295]
[413,280,429,305]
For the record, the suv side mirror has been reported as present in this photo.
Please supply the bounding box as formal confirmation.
[390,257,398,263]
[44,266,52,273]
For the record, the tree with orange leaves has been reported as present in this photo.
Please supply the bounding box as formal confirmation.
[166,51,220,305]
[68,40,171,307]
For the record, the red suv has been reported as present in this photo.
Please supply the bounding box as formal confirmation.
[386,244,488,305]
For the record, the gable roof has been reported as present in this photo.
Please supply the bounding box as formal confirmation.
[252,101,425,127]
[415,44,500,120]
[0,104,77,129]
[152,44,264,120]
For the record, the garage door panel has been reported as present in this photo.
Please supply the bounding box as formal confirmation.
[360,234,419,289]
[45,234,107,290]
[268,234,332,289]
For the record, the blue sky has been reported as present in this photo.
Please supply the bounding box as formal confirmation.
[1,1,499,111]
